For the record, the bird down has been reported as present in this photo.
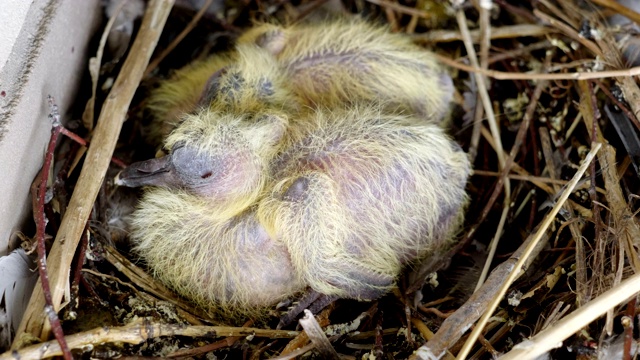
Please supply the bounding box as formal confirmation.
[117,19,470,316]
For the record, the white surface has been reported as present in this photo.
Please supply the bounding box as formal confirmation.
[0,0,101,255]
[0,0,33,69]
[0,248,37,351]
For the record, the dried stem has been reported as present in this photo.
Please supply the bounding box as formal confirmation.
[591,0,640,24]
[280,306,331,356]
[29,96,72,359]
[365,0,432,18]
[0,318,298,360]
[623,296,636,360]
[436,54,640,80]
[144,0,214,77]
[413,24,553,44]
[82,0,129,131]
[166,320,254,357]
[298,310,339,359]
[455,3,511,291]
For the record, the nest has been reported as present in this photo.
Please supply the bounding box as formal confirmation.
[4,0,640,359]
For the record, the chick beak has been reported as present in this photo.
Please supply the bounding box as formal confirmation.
[115,156,181,188]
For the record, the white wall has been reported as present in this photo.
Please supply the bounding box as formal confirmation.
[0,0,101,255]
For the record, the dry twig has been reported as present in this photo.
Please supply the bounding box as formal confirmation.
[299,310,339,359]
[1,318,298,360]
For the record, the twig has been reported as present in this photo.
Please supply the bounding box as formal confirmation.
[487,40,551,65]
[591,0,640,25]
[623,296,636,360]
[500,271,640,360]
[0,318,298,360]
[271,343,315,360]
[467,0,492,165]
[373,311,384,358]
[383,4,398,33]
[102,244,208,323]
[29,96,72,359]
[475,330,499,359]
[600,83,640,136]
[533,8,604,58]
[410,318,455,360]
[166,320,254,357]
[412,227,550,359]
[599,145,640,272]
[69,224,90,315]
[292,0,332,23]
[435,54,640,80]
[365,0,432,18]
[412,24,553,44]
[455,4,511,291]
[417,306,451,319]
[539,127,589,305]
[299,310,340,359]
[455,7,506,170]
[280,306,331,356]
[478,52,552,289]
[473,170,572,186]
[13,0,175,345]
[82,0,129,131]
[144,0,213,77]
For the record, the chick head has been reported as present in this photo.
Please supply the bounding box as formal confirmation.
[117,110,288,218]
[201,45,296,115]
[239,20,454,122]
[145,45,297,144]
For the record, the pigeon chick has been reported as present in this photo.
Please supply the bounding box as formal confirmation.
[146,18,453,142]
[117,106,469,315]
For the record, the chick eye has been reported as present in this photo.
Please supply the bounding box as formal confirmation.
[201,171,213,179]
[199,68,228,106]
[220,71,244,95]
[258,78,274,97]
[171,146,218,183]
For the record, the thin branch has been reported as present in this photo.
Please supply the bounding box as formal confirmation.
[413,24,553,44]
[144,0,214,77]
[299,310,339,359]
[1,318,298,360]
[30,96,72,359]
[436,54,640,80]
[365,0,432,18]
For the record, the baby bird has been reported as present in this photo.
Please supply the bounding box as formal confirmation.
[118,19,469,316]
[118,106,469,314]
[146,19,453,142]
[238,20,453,119]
